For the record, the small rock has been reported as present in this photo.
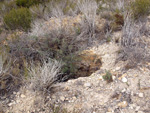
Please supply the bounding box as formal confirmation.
[115,67,121,71]
[72,96,77,100]
[121,88,126,93]
[8,103,13,107]
[112,76,116,80]
[60,96,65,101]
[16,100,20,104]
[118,101,128,108]
[130,106,133,109]
[71,97,77,102]
[13,92,16,95]
[107,107,113,112]
[122,77,128,83]
[84,83,91,87]
[20,94,26,98]
[47,96,50,99]
[135,106,140,111]
[52,95,56,99]
[138,93,144,98]
[131,91,134,96]
[99,76,103,80]
[129,104,136,109]
[66,98,69,101]
[103,54,109,58]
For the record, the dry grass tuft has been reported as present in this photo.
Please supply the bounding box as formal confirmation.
[120,14,149,67]
[28,59,62,92]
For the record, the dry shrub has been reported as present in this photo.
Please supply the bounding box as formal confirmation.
[28,59,62,92]
[34,0,78,18]
[120,14,149,68]
[77,0,98,43]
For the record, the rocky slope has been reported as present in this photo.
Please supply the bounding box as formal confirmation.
[2,32,150,113]
[0,10,150,112]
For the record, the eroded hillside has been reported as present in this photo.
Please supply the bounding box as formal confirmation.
[0,0,150,113]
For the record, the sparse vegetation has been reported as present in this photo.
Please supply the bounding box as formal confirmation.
[1,0,150,112]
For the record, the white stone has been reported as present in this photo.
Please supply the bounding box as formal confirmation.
[112,76,116,80]
[139,93,144,98]
[17,92,20,95]
[121,88,126,93]
[99,76,103,80]
[118,101,128,108]
[16,100,20,104]
[72,96,77,100]
[115,67,121,71]
[103,54,109,58]
[135,106,141,111]
[13,92,16,95]
[84,83,91,87]
[8,103,13,106]
[129,104,136,109]
[122,77,128,83]
[52,95,56,99]
[131,91,134,96]
[60,96,65,101]
[20,94,26,98]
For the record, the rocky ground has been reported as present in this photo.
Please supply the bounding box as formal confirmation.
[0,14,150,113]
[1,31,150,113]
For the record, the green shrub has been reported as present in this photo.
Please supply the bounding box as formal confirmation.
[131,0,150,19]
[4,8,32,31]
[16,0,48,7]
[103,70,113,83]
[16,0,37,7]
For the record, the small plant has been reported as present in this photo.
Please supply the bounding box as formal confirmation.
[103,70,113,83]
[106,37,111,43]
[131,0,150,19]
[75,26,81,35]
[4,7,32,31]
